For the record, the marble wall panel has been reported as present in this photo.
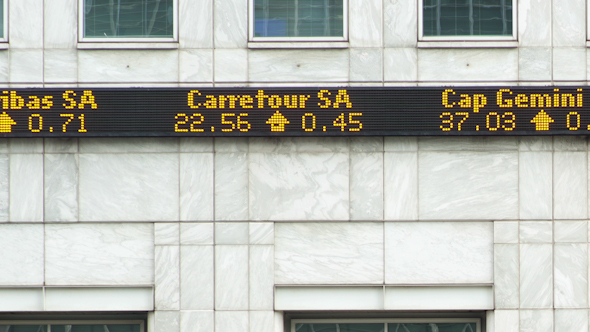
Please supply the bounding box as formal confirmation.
[520,310,553,332]
[519,137,553,151]
[384,222,493,284]
[215,311,248,332]
[0,52,7,83]
[78,50,179,83]
[44,49,78,83]
[180,138,214,153]
[518,0,551,46]
[0,154,8,222]
[494,244,519,309]
[494,221,519,244]
[350,152,383,220]
[248,50,349,82]
[384,137,417,152]
[520,244,553,308]
[349,0,382,47]
[45,153,78,222]
[215,245,249,310]
[215,222,249,244]
[155,311,180,332]
[180,245,214,310]
[250,311,274,332]
[155,246,180,310]
[10,139,42,154]
[554,309,588,332]
[179,50,214,82]
[554,137,587,151]
[553,48,587,81]
[10,154,43,222]
[350,49,383,82]
[44,0,76,48]
[350,137,384,152]
[249,153,349,220]
[417,49,518,82]
[249,245,274,310]
[10,49,43,83]
[180,311,214,332]
[555,221,588,243]
[155,223,180,245]
[214,0,247,48]
[384,48,418,82]
[79,138,179,153]
[419,137,518,151]
[383,152,418,220]
[275,223,384,284]
[214,49,248,82]
[180,153,214,221]
[518,48,551,82]
[180,223,214,245]
[519,152,552,220]
[249,222,274,245]
[215,137,248,153]
[9,0,43,48]
[418,152,518,220]
[249,137,348,153]
[214,153,248,220]
[383,0,417,47]
[45,223,154,285]
[520,221,552,243]
[179,0,213,48]
[79,153,179,221]
[554,152,587,219]
[554,244,588,308]
[494,310,519,332]
[552,0,585,47]
[0,224,43,285]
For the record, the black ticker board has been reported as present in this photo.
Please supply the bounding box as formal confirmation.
[0,87,589,137]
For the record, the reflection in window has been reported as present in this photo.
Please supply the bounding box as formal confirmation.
[0,0,4,39]
[83,0,174,38]
[254,0,343,37]
[423,0,512,36]
[388,323,477,332]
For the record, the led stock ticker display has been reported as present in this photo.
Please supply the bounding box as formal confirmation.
[0,87,589,137]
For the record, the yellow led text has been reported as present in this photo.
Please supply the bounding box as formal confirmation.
[497,89,583,108]
[442,89,487,113]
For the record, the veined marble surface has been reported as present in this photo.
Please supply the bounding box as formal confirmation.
[275,222,383,284]
[520,244,553,308]
[0,224,43,285]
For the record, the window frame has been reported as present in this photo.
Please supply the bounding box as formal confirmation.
[0,0,7,43]
[77,0,178,43]
[291,318,482,332]
[248,0,349,42]
[0,320,145,332]
[418,0,517,41]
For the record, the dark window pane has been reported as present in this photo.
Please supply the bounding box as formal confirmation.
[295,323,384,332]
[388,323,477,332]
[423,0,512,36]
[84,0,174,38]
[0,326,46,332]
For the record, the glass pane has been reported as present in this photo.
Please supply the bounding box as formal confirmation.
[295,323,384,332]
[388,323,477,332]
[423,0,512,36]
[0,326,46,332]
[52,325,140,332]
[254,0,343,37]
[84,0,174,38]
[0,0,4,38]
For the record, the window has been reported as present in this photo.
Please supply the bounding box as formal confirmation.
[0,321,144,332]
[420,0,515,40]
[79,0,177,42]
[250,0,347,41]
[0,0,6,42]
[292,319,481,332]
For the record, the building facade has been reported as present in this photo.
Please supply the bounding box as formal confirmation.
[0,0,587,332]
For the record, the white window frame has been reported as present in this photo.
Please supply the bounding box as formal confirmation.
[248,0,348,42]
[418,0,517,41]
[78,0,178,43]
[291,318,482,332]
[0,320,145,332]
[0,0,8,43]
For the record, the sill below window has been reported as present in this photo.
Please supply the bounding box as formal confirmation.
[584,41,590,47]
[248,41,349,49]
[0,43,8,50]
[418,40,518,48]
[77,42,179,50]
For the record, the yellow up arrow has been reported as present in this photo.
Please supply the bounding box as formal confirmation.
[0,112,16,133]
[266,111,289,132]
[531,110,554,131]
